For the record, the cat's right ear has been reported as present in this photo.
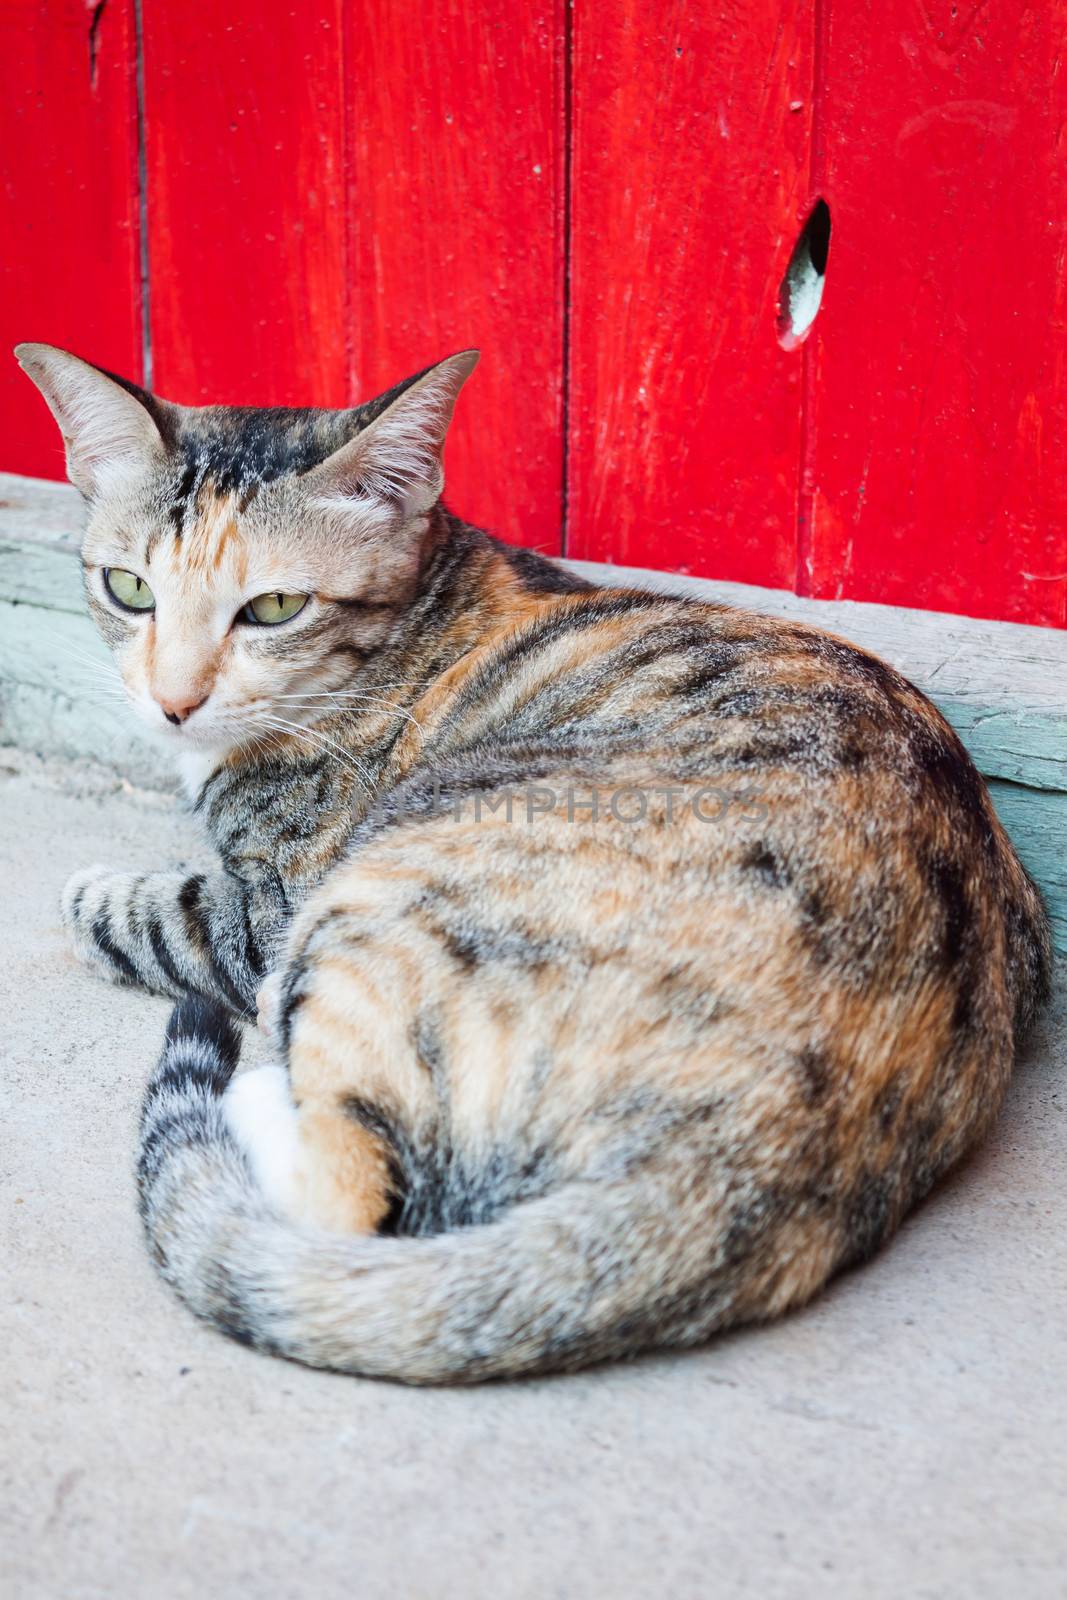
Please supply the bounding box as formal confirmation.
[301,351,479,530]
[14,343,166,497]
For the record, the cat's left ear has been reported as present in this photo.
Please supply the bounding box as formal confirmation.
[14,342,167,497]
[302,351,479,524]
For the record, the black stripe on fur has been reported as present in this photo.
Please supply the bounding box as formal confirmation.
[162,994,242,1079]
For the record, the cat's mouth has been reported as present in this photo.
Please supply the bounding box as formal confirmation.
[129,692,242,754]
[147,698,324,758]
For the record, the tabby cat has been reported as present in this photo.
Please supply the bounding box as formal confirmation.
[17,341,1050,1383]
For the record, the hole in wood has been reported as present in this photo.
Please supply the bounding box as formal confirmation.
[777,199,832,350]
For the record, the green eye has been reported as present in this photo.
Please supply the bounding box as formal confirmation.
[103,568,155,611]
[242,592,308,626]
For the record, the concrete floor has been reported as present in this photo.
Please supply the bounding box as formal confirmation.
[3,748,1065,1600]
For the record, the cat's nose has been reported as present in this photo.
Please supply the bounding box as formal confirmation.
[157,693,209,726]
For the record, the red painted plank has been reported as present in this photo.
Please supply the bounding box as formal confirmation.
[141,1,348,407]
[567,0,814,587]
[805,0,1067,627]
[346,1,566,549]
[0,0,142,480]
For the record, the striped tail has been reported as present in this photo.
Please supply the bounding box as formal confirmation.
[138,996,751,1383]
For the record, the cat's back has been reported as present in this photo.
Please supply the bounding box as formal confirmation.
[392,581,1051,1046]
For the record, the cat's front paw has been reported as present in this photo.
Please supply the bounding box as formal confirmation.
[61,862,111,928]
[60,863,135,981]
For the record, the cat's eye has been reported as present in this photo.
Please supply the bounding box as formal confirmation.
[103,568,155,612]
[241,592,309,626]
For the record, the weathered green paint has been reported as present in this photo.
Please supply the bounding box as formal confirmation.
[0,599,166,788]
[0,538,86,615]
[986,779,1067,957]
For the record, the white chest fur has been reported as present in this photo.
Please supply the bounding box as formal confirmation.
[176,748,224,803]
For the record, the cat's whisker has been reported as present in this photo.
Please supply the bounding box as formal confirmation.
[63,667,123,686]
[269,686,429,708]
[45,634,121,671]
[57,659,124,683]
[270,678,432,693]
[53,659,125,690]
[56,665,129,699]
[256,715,377,798]
[53,652,116,676]
[264,730,376,800]
[269,691,426,738]
[58,675,127,700]
[12,657,129,707]
[47,639,129,702]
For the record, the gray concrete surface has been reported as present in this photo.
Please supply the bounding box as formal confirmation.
[3,747,1065,1600]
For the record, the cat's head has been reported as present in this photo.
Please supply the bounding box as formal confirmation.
[15,343,477,758]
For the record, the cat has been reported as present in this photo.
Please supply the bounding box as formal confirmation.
[17,341,1051,1383]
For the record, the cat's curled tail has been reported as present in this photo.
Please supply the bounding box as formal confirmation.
[139,997,793,1383]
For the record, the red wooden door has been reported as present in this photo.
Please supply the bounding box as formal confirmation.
[2,1,1065,626]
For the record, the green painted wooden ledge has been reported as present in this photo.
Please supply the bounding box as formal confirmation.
[1,470,1064,954]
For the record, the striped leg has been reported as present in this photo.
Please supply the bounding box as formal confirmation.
[61,864,286,1016]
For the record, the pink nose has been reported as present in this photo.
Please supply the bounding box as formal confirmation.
[157,694,209,726]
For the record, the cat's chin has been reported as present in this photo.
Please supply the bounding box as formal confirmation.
[126,705,244,798]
